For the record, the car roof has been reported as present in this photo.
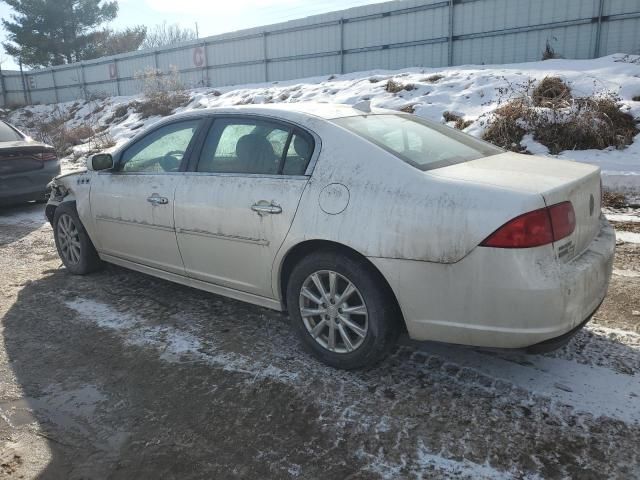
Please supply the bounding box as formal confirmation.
[171,102,396,124]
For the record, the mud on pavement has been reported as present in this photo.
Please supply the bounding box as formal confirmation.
[1,203,639,479]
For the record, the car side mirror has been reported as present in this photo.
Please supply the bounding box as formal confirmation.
[88,153,114,171]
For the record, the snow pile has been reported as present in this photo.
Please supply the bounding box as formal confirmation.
[5,54,640,190]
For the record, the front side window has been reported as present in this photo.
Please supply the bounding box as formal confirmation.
[332,114,502,171]
[119,119,202,173]
[197,118,314,175]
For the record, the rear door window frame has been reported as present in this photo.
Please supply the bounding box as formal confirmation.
[186,114,318,178]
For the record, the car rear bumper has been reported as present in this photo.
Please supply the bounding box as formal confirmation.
[0,162,60,204]
[369,217,615,350]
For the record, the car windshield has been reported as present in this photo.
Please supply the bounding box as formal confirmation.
[0,121,23,142]
[332,114,502,171]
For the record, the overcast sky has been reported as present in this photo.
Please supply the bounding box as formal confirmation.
[0,0,390,70]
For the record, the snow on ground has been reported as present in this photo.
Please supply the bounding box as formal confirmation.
[616,230,640,244]
[4,54,640,190]
[0,203,48,227]
[67,294,640,427]
[606,212,640,223]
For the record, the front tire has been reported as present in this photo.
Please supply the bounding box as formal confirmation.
[286,250,399,369]
[53,203,102,274]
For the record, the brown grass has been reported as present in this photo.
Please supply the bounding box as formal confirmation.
[386,79,414,93]
[602,190,628,208]
[443,111,473,130]
[422,74,444,83]
[134,66,191,118]
[114,104,129,118]
[483,79,639,154]
[536,96,638,154]
[532,77,572,107]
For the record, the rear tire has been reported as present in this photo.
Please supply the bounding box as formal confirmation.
[53,203,102,275]
[286,250,399,369]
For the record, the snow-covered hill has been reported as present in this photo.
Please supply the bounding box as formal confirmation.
[6,54,640,191]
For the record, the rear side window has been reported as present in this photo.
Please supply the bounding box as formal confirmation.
[333,114,502,171]
[0,121,23,142]
[196,117,314,176]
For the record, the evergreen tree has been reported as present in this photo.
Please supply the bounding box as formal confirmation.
[1,0,119,68]
[83,26,147,58]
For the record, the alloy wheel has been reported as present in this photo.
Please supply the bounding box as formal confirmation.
[57,213,81,265]
[299,270,368,353]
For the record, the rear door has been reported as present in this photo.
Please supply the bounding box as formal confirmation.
[174,115,316,298]
[90,118,205,275]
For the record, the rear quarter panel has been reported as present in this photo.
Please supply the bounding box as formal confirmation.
[273,122,546,296]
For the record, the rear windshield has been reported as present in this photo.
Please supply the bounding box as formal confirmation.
[0,121,23,142]
[332,114,502,171]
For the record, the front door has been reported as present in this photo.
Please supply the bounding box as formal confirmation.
[90,118,203,275]
[174,116,315,298]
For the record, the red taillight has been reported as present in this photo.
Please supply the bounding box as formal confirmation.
[37,152,58,162]
[480,202,575,249]
[548,201,575,241]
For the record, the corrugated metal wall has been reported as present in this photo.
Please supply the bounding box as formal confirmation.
[1,0,639,107]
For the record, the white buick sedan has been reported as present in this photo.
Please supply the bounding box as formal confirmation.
[46,103,615,369]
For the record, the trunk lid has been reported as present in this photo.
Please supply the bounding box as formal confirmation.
[429,152,602,261]
[0,141,53,176]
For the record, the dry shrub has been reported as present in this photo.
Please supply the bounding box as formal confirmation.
[386,79,414,93]
[541,40,560,60]
[400,104,416,114]
[602,190,627,208]
[536,96,638,154]
[482,100,528,152]
[423,74,444,83]
[443,111,460,123]
[30,103,117,159]
[114,104,129,118]
[134,66,190,118]
[65,125,95,145]
[443,111,473,130]
[532,77,572,107]
[456,119,473,130]
[483,79,639,154]
[633,95,640,102]
[89,129,115,151]
[30,109,76,157]
[104,102,135,124]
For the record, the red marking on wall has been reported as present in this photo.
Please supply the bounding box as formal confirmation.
[193,47,205,67]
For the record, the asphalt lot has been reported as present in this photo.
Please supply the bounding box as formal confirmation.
[0,202,639,479]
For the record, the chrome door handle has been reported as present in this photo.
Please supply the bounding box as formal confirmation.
[251,202,282,215]
[147,193,169,205]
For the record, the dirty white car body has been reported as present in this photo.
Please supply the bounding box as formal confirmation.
[46,103,615,368]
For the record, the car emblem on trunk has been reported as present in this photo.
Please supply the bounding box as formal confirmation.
[589,194,595,216]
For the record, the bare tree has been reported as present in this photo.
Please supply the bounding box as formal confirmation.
[141,22,197,50]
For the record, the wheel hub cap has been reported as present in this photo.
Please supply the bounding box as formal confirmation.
[299,270,369,354]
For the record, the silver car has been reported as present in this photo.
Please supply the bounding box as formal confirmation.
[0,120,59,205]
[45,103,614,369]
